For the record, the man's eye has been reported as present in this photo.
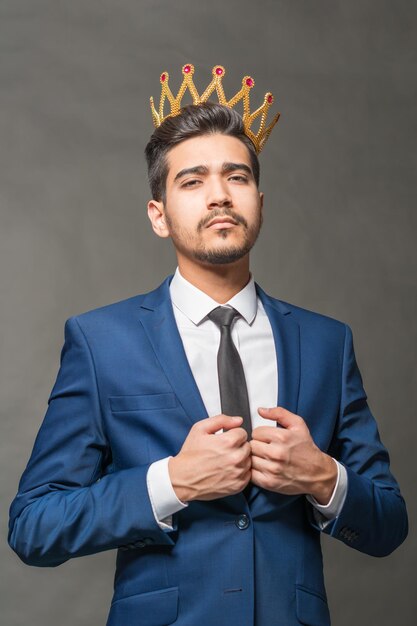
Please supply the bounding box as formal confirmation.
[181,176,247,187]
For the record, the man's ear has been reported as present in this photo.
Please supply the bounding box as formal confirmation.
[147,199,170,238]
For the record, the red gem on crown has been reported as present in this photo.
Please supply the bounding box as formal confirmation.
[215,67,223,75]
[161,73,166,82]
[246,77,254,87]
[183,65,191,74]
[267,94,273,103]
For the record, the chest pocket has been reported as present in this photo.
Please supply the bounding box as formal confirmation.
[108,392,185,467]
[109,393,178,413]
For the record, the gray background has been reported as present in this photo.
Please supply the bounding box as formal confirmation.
[1,1,416,624]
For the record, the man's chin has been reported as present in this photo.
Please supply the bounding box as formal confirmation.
[192,245,252,265]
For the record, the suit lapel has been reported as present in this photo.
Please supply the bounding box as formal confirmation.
[137,276,208,427]
[256,283,301,415]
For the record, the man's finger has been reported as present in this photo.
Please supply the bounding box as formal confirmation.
[201,414,243,434]
[257,406,306,429]
[250,429,277,444]
[250,438,276,458]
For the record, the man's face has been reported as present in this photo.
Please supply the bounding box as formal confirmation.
[148,133,264,266]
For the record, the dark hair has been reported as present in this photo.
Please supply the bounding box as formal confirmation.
[144,101,260,202]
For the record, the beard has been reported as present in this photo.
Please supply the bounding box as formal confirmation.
[164,206,263,265]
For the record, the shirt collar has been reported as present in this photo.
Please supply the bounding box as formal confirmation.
[169,267,258,326]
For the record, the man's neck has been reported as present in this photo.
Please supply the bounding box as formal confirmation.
[177,256,251,304]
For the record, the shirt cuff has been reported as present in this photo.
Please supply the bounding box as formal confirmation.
[146,456,189,531]
[306,458,348,524]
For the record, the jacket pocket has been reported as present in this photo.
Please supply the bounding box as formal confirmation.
[109,393,178,412]
[107,586,179,626]
[296,585,330,626]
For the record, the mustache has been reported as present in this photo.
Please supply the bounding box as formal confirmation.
[198,209,248,231]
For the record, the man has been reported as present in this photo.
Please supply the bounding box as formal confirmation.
[9,64,408,626]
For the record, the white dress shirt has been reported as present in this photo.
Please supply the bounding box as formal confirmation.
[146,268,347,530]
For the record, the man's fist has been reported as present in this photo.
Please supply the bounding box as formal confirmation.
[169,414,252,502]
[250,407,337,504]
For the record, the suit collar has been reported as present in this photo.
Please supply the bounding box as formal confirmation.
[169,267,258,326]
[139,274,290,316]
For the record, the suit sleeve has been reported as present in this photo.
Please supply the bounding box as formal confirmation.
[8,316,177,568]
[310,323,408,556]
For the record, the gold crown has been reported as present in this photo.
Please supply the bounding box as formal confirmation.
[150,63,280,154]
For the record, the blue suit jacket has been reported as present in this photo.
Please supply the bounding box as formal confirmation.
[8,275,408,626]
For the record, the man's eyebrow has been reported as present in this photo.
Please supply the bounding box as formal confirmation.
[173,165,209,183]
[173,162,253,183]
[221,162,253,177]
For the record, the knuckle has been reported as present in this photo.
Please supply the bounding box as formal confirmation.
[231,428,246,446]
[263,474,275,490]
[271,444,284,461]
[241,430,250,443]
[230,449,242,465]
[234,426,247,439]
[223,434,236,450]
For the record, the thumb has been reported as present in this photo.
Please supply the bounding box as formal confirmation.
[200,414,243,434]
[257,406,304,429]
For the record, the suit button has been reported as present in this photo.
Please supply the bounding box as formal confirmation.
[236,514,250,530]
[142,537,155,545]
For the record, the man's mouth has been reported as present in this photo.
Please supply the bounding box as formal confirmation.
[206,217,239,229]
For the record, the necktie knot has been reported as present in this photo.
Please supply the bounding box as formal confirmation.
[207,306,239,329]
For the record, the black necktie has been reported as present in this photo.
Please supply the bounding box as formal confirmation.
[207,306,252,440]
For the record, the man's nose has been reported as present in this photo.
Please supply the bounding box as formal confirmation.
[207,178,232,208]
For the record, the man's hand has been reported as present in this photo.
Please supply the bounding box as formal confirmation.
[250,407,337,504]
[168,415,251,502]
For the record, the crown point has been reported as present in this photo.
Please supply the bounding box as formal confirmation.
[151,63,279,149]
